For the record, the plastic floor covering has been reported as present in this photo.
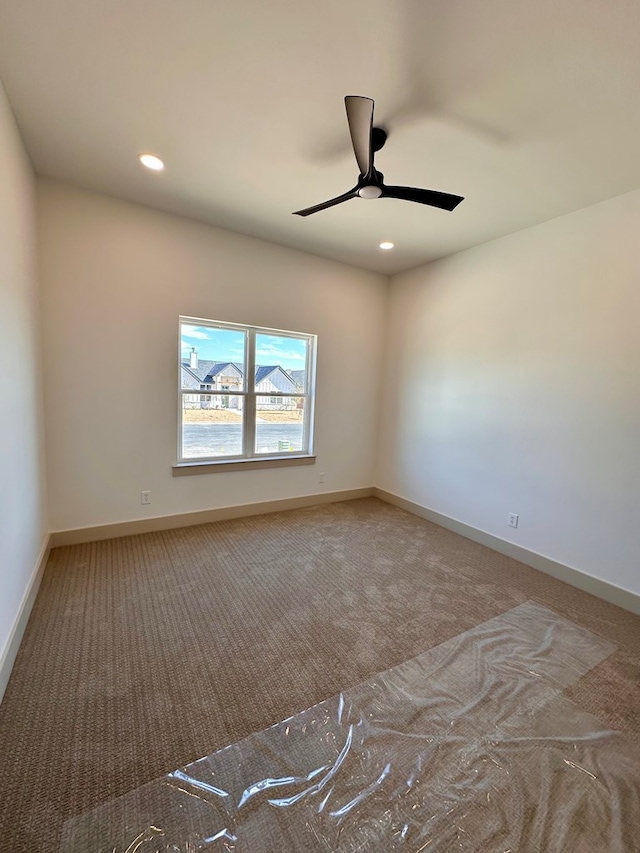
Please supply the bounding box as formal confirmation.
[60,602,640,852]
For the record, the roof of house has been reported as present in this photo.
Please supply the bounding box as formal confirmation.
[288,369,306,388]
[180,364,202,391]
[181,360,243,383]
[254,365,278,384]
[181,360,298,390]
[255,365,299,390]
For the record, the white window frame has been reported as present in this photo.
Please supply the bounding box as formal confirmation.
[178,316,316,465]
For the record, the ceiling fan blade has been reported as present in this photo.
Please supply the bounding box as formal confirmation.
[344,96,374,176]
[293,188,358,217]
[382,185,464,211]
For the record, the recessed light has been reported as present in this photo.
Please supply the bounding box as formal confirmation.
[379,241,395,250]
[138,153,165,171]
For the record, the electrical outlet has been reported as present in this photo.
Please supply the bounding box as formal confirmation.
[508,512,519,529]
[141,490,151,506]
[318,472,325,484]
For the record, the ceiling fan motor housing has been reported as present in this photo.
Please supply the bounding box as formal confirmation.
[371,127,387,152]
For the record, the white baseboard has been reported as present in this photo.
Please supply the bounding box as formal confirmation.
[374,488,640,616]
[0,534,51,705]
[50,488,375,547]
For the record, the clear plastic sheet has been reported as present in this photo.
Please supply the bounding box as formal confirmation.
[61,602,640,852]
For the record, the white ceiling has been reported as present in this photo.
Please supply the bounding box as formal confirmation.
[1,0,640,274]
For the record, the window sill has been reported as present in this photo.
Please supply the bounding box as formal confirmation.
[172,455,316,475]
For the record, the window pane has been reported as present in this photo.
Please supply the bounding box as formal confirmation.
[181,323,246,392]
[254,333,308,393]
[182,394,244,458]
[255,396,306,454]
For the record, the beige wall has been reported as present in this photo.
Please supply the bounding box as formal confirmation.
[0,81,47,681]
[38,179,387,532]
[377,189,640,596]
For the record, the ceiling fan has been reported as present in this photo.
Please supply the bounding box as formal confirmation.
[293,96,464,217]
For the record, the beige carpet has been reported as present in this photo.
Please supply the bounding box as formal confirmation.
[0,497,639,851]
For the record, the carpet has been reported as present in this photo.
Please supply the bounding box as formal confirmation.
[0,497,638,850]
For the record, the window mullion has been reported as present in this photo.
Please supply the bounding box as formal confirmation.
[244,330,256,457]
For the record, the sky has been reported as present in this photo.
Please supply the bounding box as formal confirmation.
[181,324,307,371]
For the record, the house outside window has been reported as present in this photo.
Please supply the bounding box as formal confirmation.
[179,317,316,462]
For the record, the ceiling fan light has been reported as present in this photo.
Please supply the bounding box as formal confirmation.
[359,185,382,199]
[138,153,165,171]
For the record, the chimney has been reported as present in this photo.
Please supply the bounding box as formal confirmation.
[189,347,198,369]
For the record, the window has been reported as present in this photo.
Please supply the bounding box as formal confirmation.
[179,317,316,464]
